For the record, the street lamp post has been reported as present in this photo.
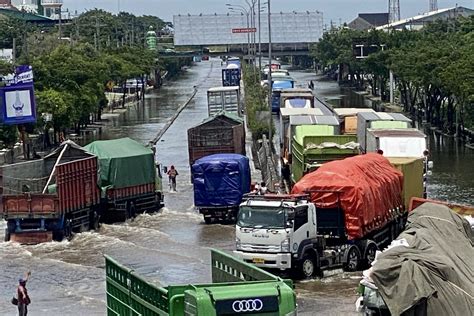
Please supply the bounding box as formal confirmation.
[267,0,273,142]
[258,0,261,69]
[245,0,257,65]
[226,4,250,57]
[267,0,273,187]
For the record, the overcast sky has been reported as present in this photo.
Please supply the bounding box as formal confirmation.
[63,0,473,24]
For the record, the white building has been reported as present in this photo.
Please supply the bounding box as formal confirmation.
[11,0,66,19]
[376,6,474,31]
[11,0,37,13]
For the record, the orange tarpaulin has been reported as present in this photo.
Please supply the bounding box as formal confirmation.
[291,153,404,239]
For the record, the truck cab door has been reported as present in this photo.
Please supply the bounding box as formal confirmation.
[292,206,310,248]
[309,204,317,238]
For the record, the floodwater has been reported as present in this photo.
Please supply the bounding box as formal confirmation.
[1,61,472,316]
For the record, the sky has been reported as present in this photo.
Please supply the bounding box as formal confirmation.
[63,0,473,24]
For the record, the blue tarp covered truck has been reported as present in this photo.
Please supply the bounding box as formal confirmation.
[192,154,251,224]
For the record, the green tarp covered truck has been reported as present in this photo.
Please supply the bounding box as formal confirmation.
[105,249,297,315]
[291,132,358,183]
[85,138,164,222]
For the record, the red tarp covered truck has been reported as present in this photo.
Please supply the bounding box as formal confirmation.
[234,153,407,278]
[292,153,404,240]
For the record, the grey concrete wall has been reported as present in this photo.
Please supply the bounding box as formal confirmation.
[0,145,23,166]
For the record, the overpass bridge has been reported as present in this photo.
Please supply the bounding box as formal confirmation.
[169,11,323,58]
[158,43,313,58]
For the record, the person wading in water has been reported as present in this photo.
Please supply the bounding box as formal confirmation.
[17,271,31,316]
[167,165,179,192]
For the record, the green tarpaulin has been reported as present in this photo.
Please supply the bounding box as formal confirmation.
[294,125,335,145]
[371,121,409,129]
[370,203,474,316]
[84,138,155,189]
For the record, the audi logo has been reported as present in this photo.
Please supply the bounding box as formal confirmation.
[232,299,264,313]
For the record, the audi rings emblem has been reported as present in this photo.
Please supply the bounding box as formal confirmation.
[232,299,264,313]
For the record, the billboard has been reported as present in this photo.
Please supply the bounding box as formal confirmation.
[0,65,37,125]
[174,11,324,46]
[0,48,13,63]
[1,83,36,124]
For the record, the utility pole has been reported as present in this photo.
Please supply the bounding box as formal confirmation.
[12,38,16,65]
[266,0,274,190]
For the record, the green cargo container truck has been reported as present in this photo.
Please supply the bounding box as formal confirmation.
[291,133,358,183]
[84,138,164,223]
[105,249,297,316]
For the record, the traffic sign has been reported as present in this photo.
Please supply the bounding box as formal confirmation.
[232,28,257,33]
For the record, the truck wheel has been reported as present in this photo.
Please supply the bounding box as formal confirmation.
[204,217,213,224]
[4,229,11,242]
[344,246,361,272]
[90,211,100,230]
[299,253,316,279]
[126,202,136,220]
[364,242,378,267]
[65,220,73,241]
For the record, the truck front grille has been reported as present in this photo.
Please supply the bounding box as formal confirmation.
[241,243,281,253]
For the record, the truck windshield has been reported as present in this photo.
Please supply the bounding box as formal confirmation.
[237,206,287,229]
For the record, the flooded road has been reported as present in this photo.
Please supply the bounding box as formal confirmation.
[1,62,472,316]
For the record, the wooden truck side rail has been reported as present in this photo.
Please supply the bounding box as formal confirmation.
[2,194,60,219]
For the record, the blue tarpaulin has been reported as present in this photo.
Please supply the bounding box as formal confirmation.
[192,154,251,207]
[272,81,294,90]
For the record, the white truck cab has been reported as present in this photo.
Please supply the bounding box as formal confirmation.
[234,195,322,278]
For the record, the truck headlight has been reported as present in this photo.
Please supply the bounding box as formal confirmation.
[281,239,290,252]
[236,237,242,250]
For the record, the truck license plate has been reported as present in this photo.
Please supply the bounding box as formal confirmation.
[252,258,265,264]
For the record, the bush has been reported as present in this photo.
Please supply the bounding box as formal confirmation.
[243,65,275,140]
[0,125,18,148]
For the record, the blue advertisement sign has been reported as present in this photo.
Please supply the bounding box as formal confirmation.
[1,83,37,125]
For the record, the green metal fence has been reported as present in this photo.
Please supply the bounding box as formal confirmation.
[105,249,296,316]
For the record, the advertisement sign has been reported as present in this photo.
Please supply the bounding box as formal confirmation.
[1,83,37,125]
[231,28,257,33]
[0,48,13,63]
[15,65,34,84]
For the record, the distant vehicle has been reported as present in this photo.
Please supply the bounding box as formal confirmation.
[125,78,144,89]
[192,154,251,223]
[222,64,241,87]
[187,112,246,167]
[227,57,241,68]
[280,88,314,110]
[333,108,376,135]
[202,55,209,61]
[357,112,412,153]
[262,68,289,80]
[271,78,295,112]
[289,115,358,183]
[207,86,242,117]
